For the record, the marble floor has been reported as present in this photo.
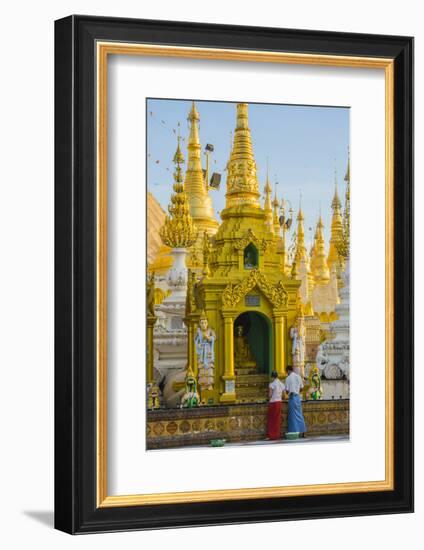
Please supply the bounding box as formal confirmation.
[233,434,350,446]
[151,434,350,452]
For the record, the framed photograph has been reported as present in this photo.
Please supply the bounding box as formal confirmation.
[54,15,414,534]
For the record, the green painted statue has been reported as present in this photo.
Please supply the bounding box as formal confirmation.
[309,366,323,400]
[180,369,200,408]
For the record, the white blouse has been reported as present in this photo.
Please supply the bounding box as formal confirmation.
[269,378,285,402]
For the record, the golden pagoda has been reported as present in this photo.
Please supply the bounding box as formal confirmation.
[187,103,300,405]
[310,214,338,321]
[311,216,330,285]
[294,206,307,265]
[293,204,314,314]
[309,157,350,324]
[184,101,219,268]
[327,171,344,273]
[338,151,351,259]
[160,137,197,249]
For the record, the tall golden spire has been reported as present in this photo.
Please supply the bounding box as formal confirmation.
[294,197,308,264]
[331,174,342,210]
[184,101,218,233]
[344,148,350,223]
[343,150,350,249]
[312,216,330,284]
[327,170,343,270]
[280,198,289,273]
[272,189,280,236]
[160,137,197,248]
[263,161,274,234]
[225,103,261,210]
[185,102,203,195]
[309,221,318,275]
[337,150,351,258]
[344,146,350,186]
[293,198,314,313]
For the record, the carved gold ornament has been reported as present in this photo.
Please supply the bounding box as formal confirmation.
[233,228,270,253]
[222,269,288,308]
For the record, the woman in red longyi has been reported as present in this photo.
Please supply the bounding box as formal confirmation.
[266,371,285,440]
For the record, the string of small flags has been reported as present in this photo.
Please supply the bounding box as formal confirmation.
[147,112,187,184]
[148,110,187,141]
[147,109,224,185]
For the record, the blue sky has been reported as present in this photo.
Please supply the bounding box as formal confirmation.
[147,99,349,247]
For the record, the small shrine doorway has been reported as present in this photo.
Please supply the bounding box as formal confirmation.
[233,311,273,403]
[234,311,272,374]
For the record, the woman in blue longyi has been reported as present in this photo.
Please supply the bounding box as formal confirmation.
[285,365,307,436]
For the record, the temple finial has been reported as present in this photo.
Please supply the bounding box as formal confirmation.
[236,102,249,130]
[188,100,200,122]
[273,180,279,207]
[297,190,304,222]
[173,129,183,164]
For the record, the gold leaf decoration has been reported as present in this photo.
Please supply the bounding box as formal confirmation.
[222,269,288,308]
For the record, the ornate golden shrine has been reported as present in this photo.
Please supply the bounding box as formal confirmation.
[184,104,300,405]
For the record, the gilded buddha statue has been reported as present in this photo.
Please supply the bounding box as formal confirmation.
[234,325,257,372]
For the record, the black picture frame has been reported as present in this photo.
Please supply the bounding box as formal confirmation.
[55,15,414,534]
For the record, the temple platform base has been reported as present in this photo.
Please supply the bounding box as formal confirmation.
[147,399,349,450]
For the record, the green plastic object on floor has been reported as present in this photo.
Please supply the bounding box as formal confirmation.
[210,439,226,447]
